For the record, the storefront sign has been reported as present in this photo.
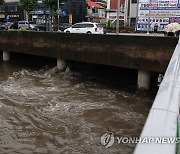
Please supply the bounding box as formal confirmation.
[137,0,180,31]
[45,10,50,15]
[30,10,44,15]
[35,10,44,15]
[0,14,5,18]
[9,14,20,18]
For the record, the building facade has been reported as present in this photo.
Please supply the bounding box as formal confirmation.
[0,0,24,22]
[136,0,180,31]
[0,0,87,24]
[129,0,180,31]
[29,0,87,24]
[106,0,129,26]
[87,0,106,22]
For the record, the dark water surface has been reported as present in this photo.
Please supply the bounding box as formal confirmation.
[0,55,155,154]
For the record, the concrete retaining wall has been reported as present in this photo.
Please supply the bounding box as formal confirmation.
[0,31,178,72]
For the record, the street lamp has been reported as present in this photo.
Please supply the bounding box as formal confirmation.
[116,0,120,35]
[57,1,65,30]
[58,0,60,30]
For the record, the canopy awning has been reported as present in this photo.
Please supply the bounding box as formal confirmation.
[88,0,105,9]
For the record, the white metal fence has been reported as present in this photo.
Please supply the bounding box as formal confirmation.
[134,38,180,154]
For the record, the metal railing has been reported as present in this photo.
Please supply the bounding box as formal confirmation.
[134,38,180,154]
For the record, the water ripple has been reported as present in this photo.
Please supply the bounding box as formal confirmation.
[0,66,153,153]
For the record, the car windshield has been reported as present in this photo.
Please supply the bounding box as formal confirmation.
[96,24,103,28]
[29,21,36,24]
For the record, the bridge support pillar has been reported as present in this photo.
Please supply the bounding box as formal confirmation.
[137,70,150,90]
[57,59,66,71]
[3,51,10,61]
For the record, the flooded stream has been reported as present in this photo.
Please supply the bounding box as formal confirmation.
[0,54,155,153]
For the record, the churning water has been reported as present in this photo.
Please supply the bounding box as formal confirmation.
[0,55,155,154]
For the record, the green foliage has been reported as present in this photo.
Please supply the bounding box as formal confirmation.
[105,22,115,29]
[43,0,57,16]
[43,0,57,7]
[119,20,123,28]
[20,0,38,13]
[107,20,111,27]
[0,0,4,6]
[17,27,28,32]
[7,28,29,36]
[123,25,130,29]
[8,28,28,32]
[105,20,131,30]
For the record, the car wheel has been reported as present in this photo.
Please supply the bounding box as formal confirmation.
[86,31,92,34]
[66,31,70,33]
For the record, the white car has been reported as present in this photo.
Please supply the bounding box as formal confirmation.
[18,21,37,30]
[64,22,104,34]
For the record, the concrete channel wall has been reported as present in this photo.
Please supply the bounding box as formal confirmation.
[0,31,178,72]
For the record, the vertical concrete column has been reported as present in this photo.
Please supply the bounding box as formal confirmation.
[3,51,10,61]
[57,58,66,71]
[137,70,150,90]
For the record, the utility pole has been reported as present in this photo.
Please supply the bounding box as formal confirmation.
[124,0,128,27]
[49,7,52,31]
[58,0,60,31]
[147,0,152,34]
[116,0,120,35]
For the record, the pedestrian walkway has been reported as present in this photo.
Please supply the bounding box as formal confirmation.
[107,32,165,37]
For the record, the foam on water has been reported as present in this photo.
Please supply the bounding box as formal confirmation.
[0,65,153,153]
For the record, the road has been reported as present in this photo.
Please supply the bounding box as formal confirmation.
[107,32,165,37]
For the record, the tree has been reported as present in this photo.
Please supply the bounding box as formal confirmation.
[20,0,38,21]
[0,0,4,6]
[43,0,58,31]
[43,0,57,15]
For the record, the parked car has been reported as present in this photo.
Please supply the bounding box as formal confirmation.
[0,22,6,30]
[18,21,30,29]
[17,21,37,30]
[58,23,71,31]
[10,21,18,29]
[64,22,104,34]
[5,22,13,30]
[36,23,46,31]
[9,21,37,30]
[29,21,38,30]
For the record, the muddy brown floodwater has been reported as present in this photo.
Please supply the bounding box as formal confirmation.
[0,55,156,154]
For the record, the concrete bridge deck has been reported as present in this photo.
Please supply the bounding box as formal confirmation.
[0,31,179,89]
[0,31,178,73]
